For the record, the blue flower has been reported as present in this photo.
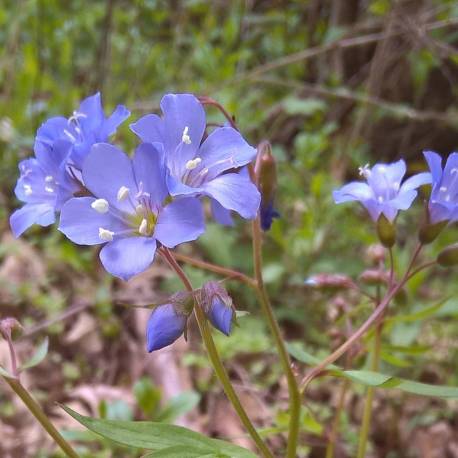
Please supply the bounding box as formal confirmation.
[424,151,458,224]
[200,281,234,336]
[58,143,205,280]
[333,160,431,222]
[35,92,130,170]
[146,303,187,352]
[130,93,260,223]
[10,139,78,237]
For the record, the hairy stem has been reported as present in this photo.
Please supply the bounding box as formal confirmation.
[160,248,273,458]
[251,218,301,458]
[172,252,257,288]
[3,376,79,457]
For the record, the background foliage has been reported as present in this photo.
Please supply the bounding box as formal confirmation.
[1,1,458,456]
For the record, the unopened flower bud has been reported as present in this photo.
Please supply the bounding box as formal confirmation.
[0,318,22,341]
[255,141,280,231]
[437,243,458,267]
[377,214,396,248]
[366,244,385,265]
[200,281,235,336]
[146,294,192,352]
[358,269,389,286]
[304,273,353,291]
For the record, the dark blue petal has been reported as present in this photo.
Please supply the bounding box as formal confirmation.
[207,298,233,336]
[260,200,280,231]
[146,304,187,352]
[423,151,443,186]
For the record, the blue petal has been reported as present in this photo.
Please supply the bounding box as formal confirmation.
[400,172,432,192]
[368,160,406,196]
[78,93,104,132]
[429,201,453,224]
[333,182,373,203]
[166,173,202,197]
[441,152,458,194]
[132,143,168,206]
[130,114,165,144]
[160,93,206,175]
[82,143,138,212]
[10,204,55,237]
[360,199,382,222]
[211,199,234,226]
[101,104,130,138]
[423,151,443,185]
[154,198,205,248]
[99,236,157,280]
[34,116,69,155]
[195,127,256,181]
[146,304,187,352]
[202,172,260,220]
[59,197,127,245]
[207,298,233,336]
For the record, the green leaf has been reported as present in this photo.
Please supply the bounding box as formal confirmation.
[288,343,458,399]
[142,446,223,457]
[20,337,48,371]
[156,391,200,423]
[61,405,256,458]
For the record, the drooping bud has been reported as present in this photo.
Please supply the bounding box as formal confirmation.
[304,273,354,291]
[200,281,235,336]
[376,214,396,248]
[365,244,385,265]
[358,269,389,286]
[255,141,279,231]
[0,317,22,341]
[146,292,193,352]
[437,243,458,267]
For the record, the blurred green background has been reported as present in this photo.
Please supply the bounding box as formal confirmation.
[1,1,458,457]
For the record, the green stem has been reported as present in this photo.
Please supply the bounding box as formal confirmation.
[160,248,273,458]
[325,378,350,458]
[356,319,383,458]
[251,218,301,458]
[3,376,79,458]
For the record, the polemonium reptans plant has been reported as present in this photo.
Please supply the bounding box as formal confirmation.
[3,92,458,458]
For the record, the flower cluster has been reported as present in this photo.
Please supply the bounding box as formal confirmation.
[333,151,458,240]
[11,93,261,281]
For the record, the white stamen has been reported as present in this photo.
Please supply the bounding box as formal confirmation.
[182,126,191,144]
[91,198,109,213]
[358,163,371,178]
[117,186,130,201]
[45,175,54,182]
[378,165,386,173]
[135,204,144,214]
[445,195,451,202]
[45,186,54,193]
[452,168,458,175]
[23,184,32,196]
[185,157,202,170]
[138,218,148,235]
[63,129,76,141]
[440,186,448,192]
[99,227,114,241]
[378,196,384,203]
